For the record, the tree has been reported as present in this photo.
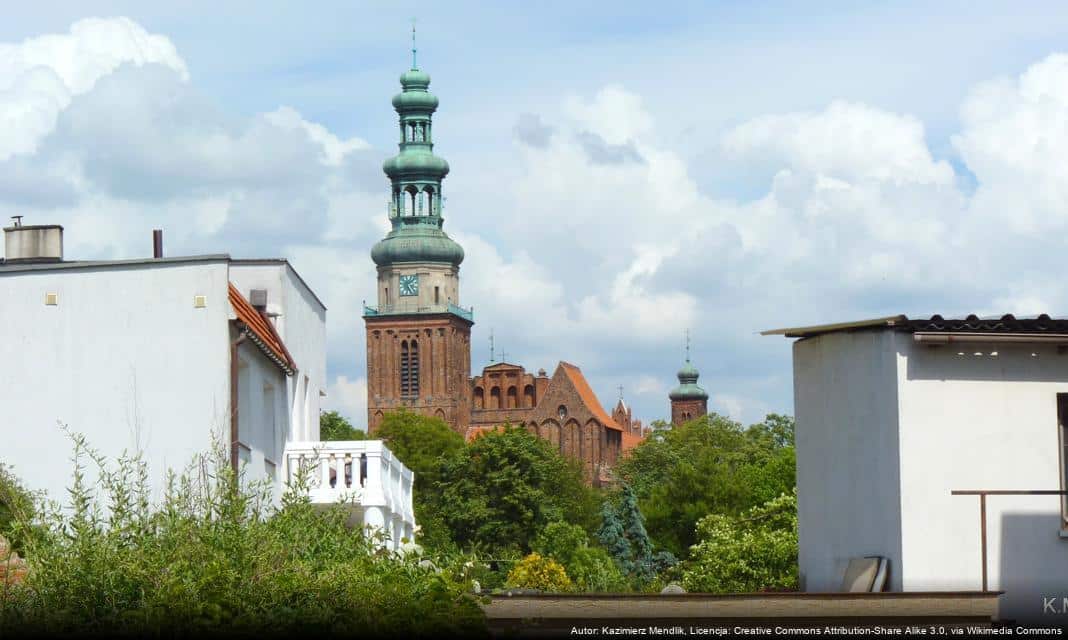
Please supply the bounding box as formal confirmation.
[319,410,367,441]
[616,413,796,558]
[375,410,465,487]
[680,490,798,593]
[596,486,675,587]
[435,426,599,554]
[373,410,466,552]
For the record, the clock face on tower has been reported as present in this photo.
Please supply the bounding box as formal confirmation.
[399,274,419,297]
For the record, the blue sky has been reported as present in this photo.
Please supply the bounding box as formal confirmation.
[5,2,1068,426]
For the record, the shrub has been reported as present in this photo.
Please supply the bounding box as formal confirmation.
[504,553,571,592]
[0,430,486,637]
[532,521,625,592]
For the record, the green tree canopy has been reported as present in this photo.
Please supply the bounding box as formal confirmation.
[375,410,465,488]
[435,426,599,554]
[371,410,466,553]
[680,490,798,593]
[318,410,367,441]
[615,413,796,557]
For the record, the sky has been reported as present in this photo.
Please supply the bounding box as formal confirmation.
[5,2,1068,427]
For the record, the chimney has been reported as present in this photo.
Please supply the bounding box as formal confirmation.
[3,218,63,263]
[250,289,268,313]
[152,229,163,259]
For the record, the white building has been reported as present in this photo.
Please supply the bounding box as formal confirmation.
[0,223,414,548]
[765,314,1068,623]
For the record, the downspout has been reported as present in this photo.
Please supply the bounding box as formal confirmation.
[230,331,247,473]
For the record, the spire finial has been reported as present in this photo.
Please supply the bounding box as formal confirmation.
[411,18,418,70]
[618,384,624,400]
[489,329,495,363]
[685,329,691,363]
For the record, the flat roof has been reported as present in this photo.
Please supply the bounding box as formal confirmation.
[0,254,231,273]
[763,314,1068,338]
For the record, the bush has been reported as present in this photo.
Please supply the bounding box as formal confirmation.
[0,431,486,637]
[532,521,625,592]
[0,464,37,554]
[679,490,798,593]
[504,553,572,592]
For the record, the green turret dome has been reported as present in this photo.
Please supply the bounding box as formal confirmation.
[371,226,464,267]
[669,358,708,401]
[382,152,449,178]
[399,68,431,91]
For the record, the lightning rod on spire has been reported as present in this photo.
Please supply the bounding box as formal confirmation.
[411,19,418,69]
[685,328,691,362]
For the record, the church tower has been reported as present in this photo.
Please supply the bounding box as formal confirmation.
[364,41,473,435]
[669,347,708,426]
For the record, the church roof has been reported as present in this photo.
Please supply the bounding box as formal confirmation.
[621,431,644,453]
[229,283,295,374]
[558,362,622,432]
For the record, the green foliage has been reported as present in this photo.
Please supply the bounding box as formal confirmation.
[318,410,367,441]
[436,426,599,554]
[0,464,37,553]
[596,486,676,589]
[374,410,467,553]
[504,553,572,592]
[376,410,465,487]
[617,413,796,557]
[680,490,799,593]
[532,521,625,592]
[0,430,485,636]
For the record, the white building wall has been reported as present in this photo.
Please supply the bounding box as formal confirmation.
[229,261,326,442]
[792,330,904,591]
[896,340,1068,622]
[234,338,288,502]
[0,260,232,507]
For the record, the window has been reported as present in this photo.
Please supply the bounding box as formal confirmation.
[435,286,440,305]
[401,339,419,399]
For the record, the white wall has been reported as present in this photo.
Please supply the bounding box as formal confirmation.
[0,259,232,508]
[229,261,326,443]
[897,340,1068,622]
[234,337,288,501]
[792,330,904,591]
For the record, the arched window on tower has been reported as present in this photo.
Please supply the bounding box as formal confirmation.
[405,186,418,216]
[401,340,420,399]
[424,186,436,215]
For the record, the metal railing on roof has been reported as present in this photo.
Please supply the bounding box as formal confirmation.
[363,302,473,322]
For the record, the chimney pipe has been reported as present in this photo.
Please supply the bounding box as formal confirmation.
[152,229,163,259]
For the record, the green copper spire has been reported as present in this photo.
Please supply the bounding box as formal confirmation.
[372,38,464,268]
[670,331,708,401]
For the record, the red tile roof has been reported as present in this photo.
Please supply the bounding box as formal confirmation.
[621,431,645,454]
[558,362,622,432]
[229,283,296,374]
[465,425,507,443]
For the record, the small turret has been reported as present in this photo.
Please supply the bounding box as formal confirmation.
[669,333,708,426]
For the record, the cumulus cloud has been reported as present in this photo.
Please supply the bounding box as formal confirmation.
[325,375,368,429]
[7,17,1068,425]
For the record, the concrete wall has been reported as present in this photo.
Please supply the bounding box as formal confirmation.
[792,330,904,591]
[897,340,1068,622]
[230,261,326,442]
[235,337,287,500]
[0,260,232,507]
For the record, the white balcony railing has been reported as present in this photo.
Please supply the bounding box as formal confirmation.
[283,440,416,550]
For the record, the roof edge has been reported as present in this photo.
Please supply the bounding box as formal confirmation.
[761,315,908,338]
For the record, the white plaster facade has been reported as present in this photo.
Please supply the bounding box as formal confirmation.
[786,325,1068,623]
[0,248,415,548]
